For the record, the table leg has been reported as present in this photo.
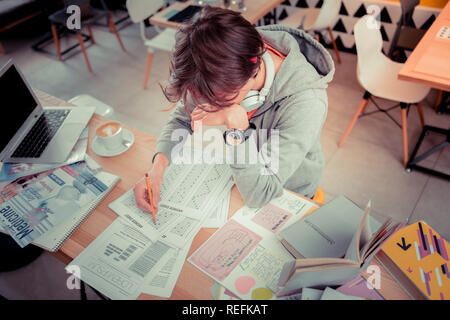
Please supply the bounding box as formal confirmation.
[407,125,450,180]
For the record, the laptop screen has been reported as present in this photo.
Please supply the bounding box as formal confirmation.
[0,64,38,153]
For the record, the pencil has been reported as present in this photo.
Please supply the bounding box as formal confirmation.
[145,173,156,224]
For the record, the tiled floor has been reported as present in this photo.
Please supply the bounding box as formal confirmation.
[0,18,449,300]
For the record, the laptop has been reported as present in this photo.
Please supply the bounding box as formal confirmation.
[0,60,95,164]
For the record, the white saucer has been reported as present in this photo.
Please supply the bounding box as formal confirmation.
[91,128,135,157]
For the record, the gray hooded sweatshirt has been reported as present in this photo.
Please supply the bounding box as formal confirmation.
[154,24,335,207]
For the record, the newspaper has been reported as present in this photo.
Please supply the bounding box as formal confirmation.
[0,160,108,248]
[0,127,89,182]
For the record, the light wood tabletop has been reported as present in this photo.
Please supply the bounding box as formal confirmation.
[150,0,285,29]
[34,89,411,300]
[398,1,450,91]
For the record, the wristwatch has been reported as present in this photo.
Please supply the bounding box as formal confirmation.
[223,123,256,146]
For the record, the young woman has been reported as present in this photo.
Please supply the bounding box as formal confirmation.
[134,6,334,213]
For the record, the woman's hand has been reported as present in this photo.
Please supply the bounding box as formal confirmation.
[190,103,249,132]
[133,153,169,214]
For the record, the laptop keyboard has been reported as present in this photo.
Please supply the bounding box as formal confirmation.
[11,109,70,158]
[168,5,202,23]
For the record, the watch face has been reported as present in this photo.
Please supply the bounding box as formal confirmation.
[225,130,244,146]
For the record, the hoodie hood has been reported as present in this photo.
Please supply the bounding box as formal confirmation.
[254,24,335,115]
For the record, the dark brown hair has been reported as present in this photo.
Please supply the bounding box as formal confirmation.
[162,6,265,111]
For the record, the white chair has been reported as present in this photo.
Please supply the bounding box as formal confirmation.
[279,0,341,64]
[126,0,177,89]
[69,94,117,120]
[338,15,430,168]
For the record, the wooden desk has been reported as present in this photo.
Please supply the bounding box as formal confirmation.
[398,1,450,92]
[150,0,285,29]
[36,89,253,300]
[36,90,411,300]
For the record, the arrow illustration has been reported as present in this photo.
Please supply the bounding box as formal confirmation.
[397,237,411,251]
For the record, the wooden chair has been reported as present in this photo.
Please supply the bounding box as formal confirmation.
[48,0,126,72]
[279,0,341,64]
[338,16,430,168]
[312,187,325,206]
[126,0,176,89]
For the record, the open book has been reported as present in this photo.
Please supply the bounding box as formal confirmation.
[277,201,403,296]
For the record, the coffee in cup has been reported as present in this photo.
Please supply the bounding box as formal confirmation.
[95,121,123,150]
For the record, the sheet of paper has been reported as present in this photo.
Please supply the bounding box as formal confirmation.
[159,161,233,218]
[142,242,190,298]
[188,190,316,300]
[0,127,89,182]
[202,190,230,228]
[67,218,172,300]
[109,162,233,248]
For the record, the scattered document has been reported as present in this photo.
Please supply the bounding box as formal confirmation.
[67,218,172,300]
[202,190,230,228]
[142,243,191,298]
[109,162,233,249]
[158,161,233,219]
[188,190,316,300]
[0,127,89,182]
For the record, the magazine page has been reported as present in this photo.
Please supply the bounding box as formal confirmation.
[0,161,108,248]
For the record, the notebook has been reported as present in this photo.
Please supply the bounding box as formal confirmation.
[0,170,120,251]
[377,221,450,300]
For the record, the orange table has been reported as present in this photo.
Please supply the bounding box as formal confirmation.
[398,2,450,179]
[149,0,285,29]
[34,90,411,300]
[398,1,450,92]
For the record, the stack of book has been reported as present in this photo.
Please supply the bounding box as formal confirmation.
[276,195,402,296]
[376,221,450,300]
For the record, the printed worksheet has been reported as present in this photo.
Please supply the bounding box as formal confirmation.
[142,243,190,298]
[202,191,230,228]
[109,162,233,248]
[188,190,317,300]
[67,218,172,300]
[159,161,233,218]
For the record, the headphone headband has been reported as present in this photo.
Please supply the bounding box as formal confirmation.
[241,51,275,112]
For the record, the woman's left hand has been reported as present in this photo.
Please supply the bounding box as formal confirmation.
[190,104,249,132]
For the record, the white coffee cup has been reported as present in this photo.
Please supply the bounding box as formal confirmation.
[95,121,123,150]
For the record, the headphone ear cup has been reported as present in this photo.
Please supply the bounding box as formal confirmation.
[241,90,263,112]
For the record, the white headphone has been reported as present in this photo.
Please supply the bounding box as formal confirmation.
[240,51,275,112]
